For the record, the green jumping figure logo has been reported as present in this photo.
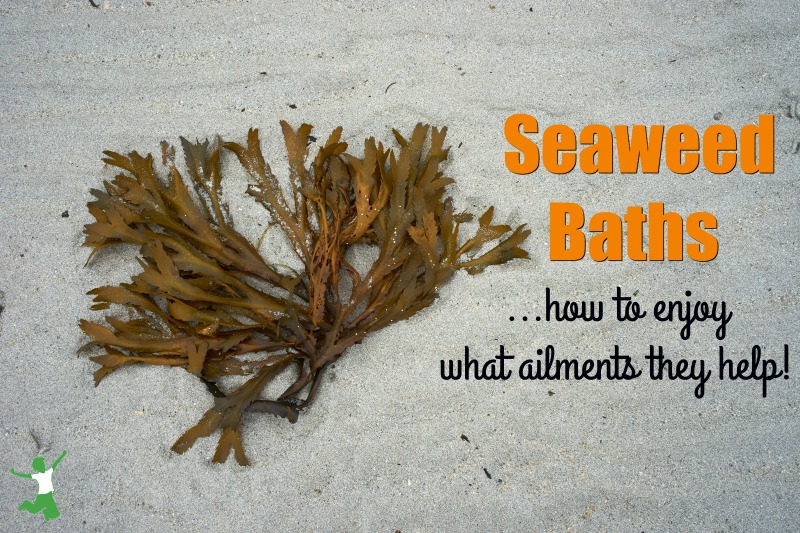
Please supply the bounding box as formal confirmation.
[10,450,67,521]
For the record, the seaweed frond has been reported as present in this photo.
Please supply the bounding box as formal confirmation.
[82,122,530,465]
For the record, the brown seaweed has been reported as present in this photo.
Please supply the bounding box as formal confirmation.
[81,122,529,465]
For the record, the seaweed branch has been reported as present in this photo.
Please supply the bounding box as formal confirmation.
[81,122,530,465]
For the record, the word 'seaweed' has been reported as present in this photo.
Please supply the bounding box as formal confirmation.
[80,122,530,465]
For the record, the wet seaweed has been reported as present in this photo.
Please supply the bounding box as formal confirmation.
[81,122,529,465]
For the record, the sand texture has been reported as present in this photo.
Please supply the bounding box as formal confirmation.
[1,1,798,531]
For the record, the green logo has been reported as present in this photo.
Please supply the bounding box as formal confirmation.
[9,450,67,521]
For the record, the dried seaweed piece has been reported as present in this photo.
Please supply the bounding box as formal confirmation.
[82,122,530,465]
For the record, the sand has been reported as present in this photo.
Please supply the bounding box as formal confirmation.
[1,1,797,531]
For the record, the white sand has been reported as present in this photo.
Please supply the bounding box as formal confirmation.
[1,1,797,531]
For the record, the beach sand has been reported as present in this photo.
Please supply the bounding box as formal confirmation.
[1,1,798,531]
